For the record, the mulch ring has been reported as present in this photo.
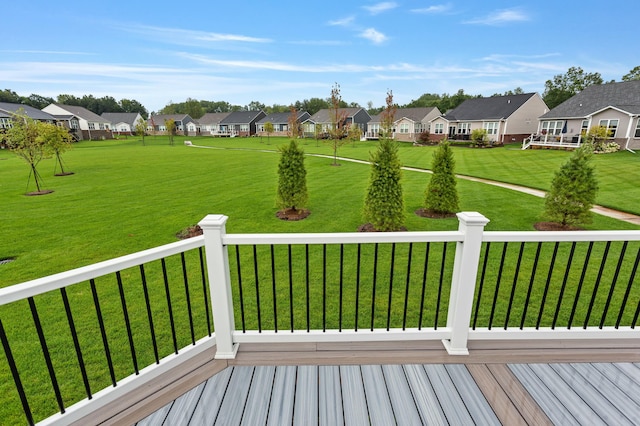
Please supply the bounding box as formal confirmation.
[55,172,75,176]
[176,225,203,239]
[276,208,311,221]
[25,190,54,196]
[357,223,408,232]
[533,222,583,231]
[415,208,457,219]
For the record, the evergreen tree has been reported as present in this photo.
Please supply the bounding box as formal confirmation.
[424,140,459,214]
[543,144,598,227]
[363,138,405,231]
[276,140,308,215]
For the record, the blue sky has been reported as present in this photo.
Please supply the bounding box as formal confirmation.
[2,1,638,113]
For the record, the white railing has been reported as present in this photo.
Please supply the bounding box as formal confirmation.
[523,133,582,149]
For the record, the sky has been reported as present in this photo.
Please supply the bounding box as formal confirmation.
[1,1,638,113]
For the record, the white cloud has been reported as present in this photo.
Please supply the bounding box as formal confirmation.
[410,4,452,14]
[363,2,398,15]
[114,23,271,46]
[359,28,388,44]
[464,8,530,25]
[327,16,355,27]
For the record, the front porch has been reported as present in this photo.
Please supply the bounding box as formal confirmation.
[522,133,583,150]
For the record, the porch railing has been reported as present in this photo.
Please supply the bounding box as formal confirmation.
[1,212,640,424]
[522,133,582,149]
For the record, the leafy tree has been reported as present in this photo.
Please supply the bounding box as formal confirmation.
[347,124,361,146]
[325,83,349,166]
[583,125,619,153]
[287,106,301,139]
[120,99,148,118]
[543,67,603,109]
[26,94,55,109]
[423,140,459,215]
[380,89,397,138]
[363,138,405,231]
[543,144,598,228]
[0,89,21,103]
[622,66,640,81]
[5,111,50,193]
[276,140,308,215]
[184,97,204,119]
[246,100,266,111]
[39,122,74,175]
[165,119,176,146]
[264,121,274,144]
[135,118,148,146]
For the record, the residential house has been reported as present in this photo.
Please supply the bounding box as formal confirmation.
[198,112,231,136]
[430,93,548,144]
[148,114,196,136]
[101,112,145,135]
[531,81,640,150]
[366,107,441,142]
[302,107,371,138]
[42,104,113,140]
[256,111,311,137]
[219,110,266,137]
[0,102,61,147]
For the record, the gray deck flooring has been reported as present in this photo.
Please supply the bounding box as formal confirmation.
[136,362,640,425]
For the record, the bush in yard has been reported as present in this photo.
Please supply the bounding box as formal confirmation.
[422,140,459,216]
[362,138,405,231]
[470,128,488,147]
[276,140,309,220]
[542,143,598,228]
[583,125,620,153]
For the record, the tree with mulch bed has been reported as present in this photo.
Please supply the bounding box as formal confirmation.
[418,140,459,219]
[361,138,405,231]
[276,139,310,220]
[538,143,598,230]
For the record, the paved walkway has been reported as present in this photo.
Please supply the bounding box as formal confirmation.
[191,145,640,226]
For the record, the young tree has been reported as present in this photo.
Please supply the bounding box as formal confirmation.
[276,140,309,219]
[423,140,459,216]
[348,124,361,146]
[5,112,51,194]
[264,121,274,144]
[135,119,148,146]
[380,89,397,139]
[165,119,176,146]
[38,122,74,175]
[363,138,405,231]
[543,144,598,228]
[287,106,301,139]
[325,83,349,165]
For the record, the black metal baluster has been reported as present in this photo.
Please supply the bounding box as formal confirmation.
[161,259,178,354]
[568,242,594,328]
[584,241,611,328]
[370,243,379,331]
[536,242,560,329]
[435,242,448,329]
[199,247,212,336]
[402,243,413,330]
[235,246,246,333]
[181,253,196,344]
[28,296,65,413]
[489,243,509,329]
[355,244,361,332]
[472,242,491,329]
[600,241,628,328]
[89,279,116,384]
[253,245,262,333]
[520,242,542,329]
[305,245,310,332]
[116,272,139,374]
[270,245,278,333]
[386,243,396,331]
[0,318,34,425]
[504,242,525,329]
[616,246,640,328]
[339,244,345,332]
[60,288,92,398]
[418,243,431,330]
[552,242,576,329]
[288,245,294,332]
[139,265,159,363]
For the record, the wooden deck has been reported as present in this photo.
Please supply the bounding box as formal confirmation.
[75,339,640,425]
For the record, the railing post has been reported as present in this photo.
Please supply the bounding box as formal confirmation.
[199,214,239,359]
[443,212,490,355]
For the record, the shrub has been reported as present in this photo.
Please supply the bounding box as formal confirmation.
[276,140,308,213]
[424,140,459,214]
[470,129,488,147]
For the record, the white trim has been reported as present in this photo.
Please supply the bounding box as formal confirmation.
[469,327,640,340]
[232,328,451,343]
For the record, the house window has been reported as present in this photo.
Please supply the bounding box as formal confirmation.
[541,120,564,136]
[635,118,640,138]
[240,124,249,132]
[88,123,96,130]
[399,123,409,133]
[581,120,589,133]
[434,123,444,134]
[599,119,619,137]
[458,123,469,134]
[99,123,105,130]
[483,122,499,135]
[0,118,12,129]
[70,120,79,130]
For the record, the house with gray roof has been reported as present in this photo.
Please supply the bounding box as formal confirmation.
[367,107,441,142]
[430,93,548,144]
[148,114,196,136]
[219,110,266,137]
[0,102,61,148]
[532,81,640,150]
[198,112,231,136]
[101,112,145,135]
[42,103,113,140]
[256,111,311,137]
[302,107,371,139]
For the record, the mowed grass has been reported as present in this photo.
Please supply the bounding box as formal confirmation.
[1,135,640,423]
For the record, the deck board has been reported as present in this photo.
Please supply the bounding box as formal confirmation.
[293,365,318,426]
[360,365,395,425]
[445,364,500,425]
[381,364,423,425]
[340,365,370,425]
[240,365,275,425]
